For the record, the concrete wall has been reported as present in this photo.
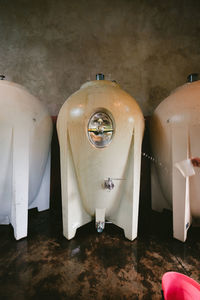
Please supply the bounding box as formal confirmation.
[0,0,200,115]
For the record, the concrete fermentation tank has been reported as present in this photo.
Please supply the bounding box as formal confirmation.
[0,76,52,240]
[151,74,200,242]
[57,74,144,241]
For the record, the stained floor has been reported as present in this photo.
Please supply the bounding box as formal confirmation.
[0,201,200,300]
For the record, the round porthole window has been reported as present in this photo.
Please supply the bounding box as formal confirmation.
[87,112,114,148]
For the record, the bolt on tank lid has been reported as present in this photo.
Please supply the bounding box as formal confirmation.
[187,73,199,82]
[96,73,104,80]
[0,75,5,80]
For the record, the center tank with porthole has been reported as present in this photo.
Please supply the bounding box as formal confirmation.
[57,76,144,240]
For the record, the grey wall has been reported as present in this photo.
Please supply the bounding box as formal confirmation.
[0,0,200,115]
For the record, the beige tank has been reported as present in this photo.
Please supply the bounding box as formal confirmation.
[0,77,52,240]
[151,74,200,242]
[57,77,144,240]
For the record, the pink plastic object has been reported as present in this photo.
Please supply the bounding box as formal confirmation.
[162,272,200,300]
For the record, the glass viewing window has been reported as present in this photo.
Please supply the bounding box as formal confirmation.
[87,112,114,148]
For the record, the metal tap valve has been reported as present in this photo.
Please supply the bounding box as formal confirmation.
[104,177,114,190]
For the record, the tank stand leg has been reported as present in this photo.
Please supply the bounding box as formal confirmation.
[11,126,30,240]
[95,208,105,233]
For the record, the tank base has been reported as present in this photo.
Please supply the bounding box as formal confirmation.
[0,128,51,240]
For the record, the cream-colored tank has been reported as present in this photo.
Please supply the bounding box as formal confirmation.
[0,77,52,240]
[57,76,144,240]
[151,74,200,242]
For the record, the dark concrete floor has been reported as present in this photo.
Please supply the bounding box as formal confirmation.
[0,201,200,300]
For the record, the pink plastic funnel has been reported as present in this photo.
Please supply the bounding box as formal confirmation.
[162,272,200,300]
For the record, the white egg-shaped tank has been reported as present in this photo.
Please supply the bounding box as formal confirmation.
[57,75,144,241]
[0,77,52,240]
[151,74,200,242]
